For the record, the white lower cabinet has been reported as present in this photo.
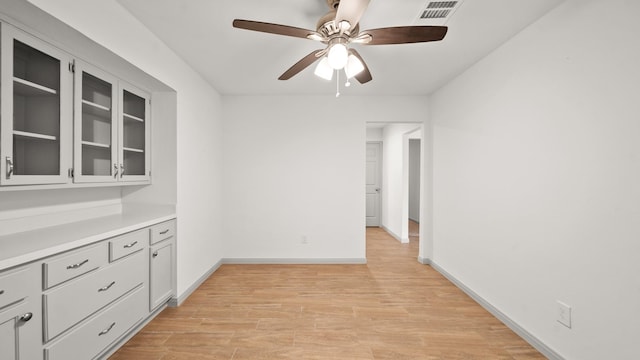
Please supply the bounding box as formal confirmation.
[149,220,176,311]
[43,250,145,341]
[0,218,179,360]
[0,265,41,360]
[150,240,174,310]
[44,285,146,360]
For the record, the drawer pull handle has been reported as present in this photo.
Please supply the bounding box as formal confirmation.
[159,229,170,235]
[98,281,116,292]
[152,251,159,258]
[20,312,33,322]
[123,241,138,249]
[98,322,116,336]
[67,259,89,269]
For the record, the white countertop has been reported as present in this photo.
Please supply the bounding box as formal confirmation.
[0,204,176,271]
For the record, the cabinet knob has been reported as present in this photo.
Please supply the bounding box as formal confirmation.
[152,251,158,258]
[20,312,33,322]
[0,290,4,295]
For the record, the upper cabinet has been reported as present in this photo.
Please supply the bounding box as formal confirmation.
[119,83,150,182]
[0,24,72,186]
[0,23,152,188]
[73,62,118,183]
[73,63,150,183]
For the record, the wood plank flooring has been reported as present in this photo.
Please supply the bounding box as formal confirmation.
[110,227,544,359]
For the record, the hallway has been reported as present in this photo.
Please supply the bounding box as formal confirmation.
[111,228,543,359]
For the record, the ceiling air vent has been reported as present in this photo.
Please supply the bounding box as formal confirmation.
[415,0,464,25]
[421,1,457,19]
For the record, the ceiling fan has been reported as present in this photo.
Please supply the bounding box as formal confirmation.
[233,0,448,86]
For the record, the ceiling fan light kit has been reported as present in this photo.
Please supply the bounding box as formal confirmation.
[233,0,448,94]
[314,58,334,80]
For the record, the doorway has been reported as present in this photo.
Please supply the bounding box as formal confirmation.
[366,123,424,259]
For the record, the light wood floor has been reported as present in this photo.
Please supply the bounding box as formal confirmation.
[110,227,543,359]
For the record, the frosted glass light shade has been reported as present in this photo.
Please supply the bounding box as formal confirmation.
[314,58,334,80]
[327,43,348,70]
[345,54,365,79]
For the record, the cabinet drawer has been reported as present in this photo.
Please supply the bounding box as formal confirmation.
[109,229,146,262]
[149,220,175,245]
[0,266,31,309]
[45,285,146,360]
[43,251,144,341]
[43,243,108,289]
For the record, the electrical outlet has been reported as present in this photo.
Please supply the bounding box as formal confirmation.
[301,235,308,244]
[557,301,572,328]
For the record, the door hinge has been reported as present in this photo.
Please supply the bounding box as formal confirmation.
[68,60,75,73]
[68,168,74,178]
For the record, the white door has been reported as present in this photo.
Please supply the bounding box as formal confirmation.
[366,142,381,227]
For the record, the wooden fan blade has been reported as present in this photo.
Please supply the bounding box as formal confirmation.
[335,0,370,29]
[233,19,315,39]
[362,26,448,45]
[349,49,372,84]
[278,50,324,80]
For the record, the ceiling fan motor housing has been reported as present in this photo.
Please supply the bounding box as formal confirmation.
[316,9,359,40]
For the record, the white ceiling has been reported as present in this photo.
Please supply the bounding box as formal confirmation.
[116,0,564,96]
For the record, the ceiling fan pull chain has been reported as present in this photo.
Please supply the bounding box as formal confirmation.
[345,69,351,87]
[336,69,340,97]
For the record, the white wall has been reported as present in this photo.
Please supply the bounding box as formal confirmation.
[222,96,428,261]
[381,124,421,242]
[429,0,640,358]
[366,127,383,142]
[408,139,421,222]
[26,0,224,298]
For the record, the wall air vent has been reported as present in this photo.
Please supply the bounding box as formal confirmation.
[415,0,464,25]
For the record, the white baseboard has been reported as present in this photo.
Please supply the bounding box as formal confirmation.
[417,256,430,265]
[170,259,222,307]
[429,261,564,360]
[381,225,409,244]
[223,258,367,265]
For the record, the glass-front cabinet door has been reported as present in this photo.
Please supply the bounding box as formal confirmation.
[0,24,72,185]
[118,82,150,182]
[73,62,118,183]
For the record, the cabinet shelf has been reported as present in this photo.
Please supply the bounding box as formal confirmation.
[82,99,110,111]
[14,130,57,141]
[81,140,110,149]
[14,77,57,96]
[82,100,111,120]
[123,113,144,123]
[123,147,144,153]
